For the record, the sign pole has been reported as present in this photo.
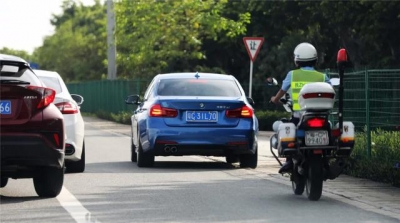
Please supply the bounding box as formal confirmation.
[249,61,253,97]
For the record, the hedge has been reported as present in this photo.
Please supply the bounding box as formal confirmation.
[255,110,290,131]
[344,129,400,186]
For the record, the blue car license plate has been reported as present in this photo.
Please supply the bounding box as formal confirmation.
[186,111,218,122]
[0,100,11,115]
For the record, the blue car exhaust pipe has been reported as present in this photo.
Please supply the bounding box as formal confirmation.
[171,147,178,153]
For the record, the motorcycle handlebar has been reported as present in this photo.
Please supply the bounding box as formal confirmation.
[269,98,293,113]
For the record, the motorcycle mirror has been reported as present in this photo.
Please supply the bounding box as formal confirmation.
[266,77,278,86]
[330,78,340,86]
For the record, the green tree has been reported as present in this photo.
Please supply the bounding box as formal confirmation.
[33,0,107,82]
[115,0,250,79]
[0,47,34,62]
[30,0,400,86]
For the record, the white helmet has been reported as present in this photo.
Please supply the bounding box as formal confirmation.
[293,42,318,63]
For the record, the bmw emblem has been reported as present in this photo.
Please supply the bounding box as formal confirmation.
[200,103,204,108]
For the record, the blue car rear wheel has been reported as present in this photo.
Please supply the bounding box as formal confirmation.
[239,145,257,169]
[131,135,137,162]
[137,138,154,167]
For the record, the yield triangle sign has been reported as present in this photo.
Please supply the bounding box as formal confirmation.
[243,37,264,62]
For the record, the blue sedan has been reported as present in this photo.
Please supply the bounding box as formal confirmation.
[125,73,259,168]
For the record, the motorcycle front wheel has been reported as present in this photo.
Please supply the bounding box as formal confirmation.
[292,178,306,195]
[291,169,306,195]
[306,154,324,201]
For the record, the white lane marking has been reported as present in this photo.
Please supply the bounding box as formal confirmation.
[57,186,101,223]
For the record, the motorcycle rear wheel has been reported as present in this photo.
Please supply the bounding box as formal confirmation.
[306,154,324,201]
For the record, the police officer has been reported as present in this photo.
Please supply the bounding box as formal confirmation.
[270,42,332,174]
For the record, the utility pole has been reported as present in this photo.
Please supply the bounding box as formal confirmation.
[107,0,117,80]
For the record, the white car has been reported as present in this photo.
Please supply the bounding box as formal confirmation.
[34,69,86,173]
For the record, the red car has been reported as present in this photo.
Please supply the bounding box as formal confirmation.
[0,54,65,197]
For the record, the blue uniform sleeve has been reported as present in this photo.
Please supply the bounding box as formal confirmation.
[281,71,292,91]
[324,73,331,85]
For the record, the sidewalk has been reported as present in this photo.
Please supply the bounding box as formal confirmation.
[83,116,400,220]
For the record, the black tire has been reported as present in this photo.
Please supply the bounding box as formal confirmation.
[137,138,154,167]
[225,155,240,164]
[239,146,258,169]
[1,177,8,188]
[33,166,64,198]
[131,136,137,162]
[306,155,324,201]
[66,141,86,173]
[291,171,306,195]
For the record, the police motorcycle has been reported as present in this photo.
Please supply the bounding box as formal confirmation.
[268,49,355,201]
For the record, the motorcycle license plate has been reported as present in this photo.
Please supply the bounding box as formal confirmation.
[305,131,329,146]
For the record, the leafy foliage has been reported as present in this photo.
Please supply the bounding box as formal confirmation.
[345,129,400,186]
[0,47,34,62]
[33,0,107,82]
[255,110,290,131]
[4,0,399,85]
[115,0,250,79]
[94,110,131,125]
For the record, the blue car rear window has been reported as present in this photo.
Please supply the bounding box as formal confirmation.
[157,79,242,97]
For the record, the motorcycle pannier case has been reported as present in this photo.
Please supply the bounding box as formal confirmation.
[335,121,355,148]
[277,123,296,156]
[298,82,336,111]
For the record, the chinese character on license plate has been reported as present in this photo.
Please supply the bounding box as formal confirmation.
[305,131,329,146]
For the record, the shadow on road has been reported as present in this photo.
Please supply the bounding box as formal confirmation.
[82,160,237,174]
[0,195,45,204]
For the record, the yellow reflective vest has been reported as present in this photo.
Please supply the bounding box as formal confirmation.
[291,69,325,111]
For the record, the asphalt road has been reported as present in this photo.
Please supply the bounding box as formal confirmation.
[1,121,399,223]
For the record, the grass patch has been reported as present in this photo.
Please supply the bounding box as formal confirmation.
[344,129,400,186]
[90,110,132,125]
[81,112,97,117]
